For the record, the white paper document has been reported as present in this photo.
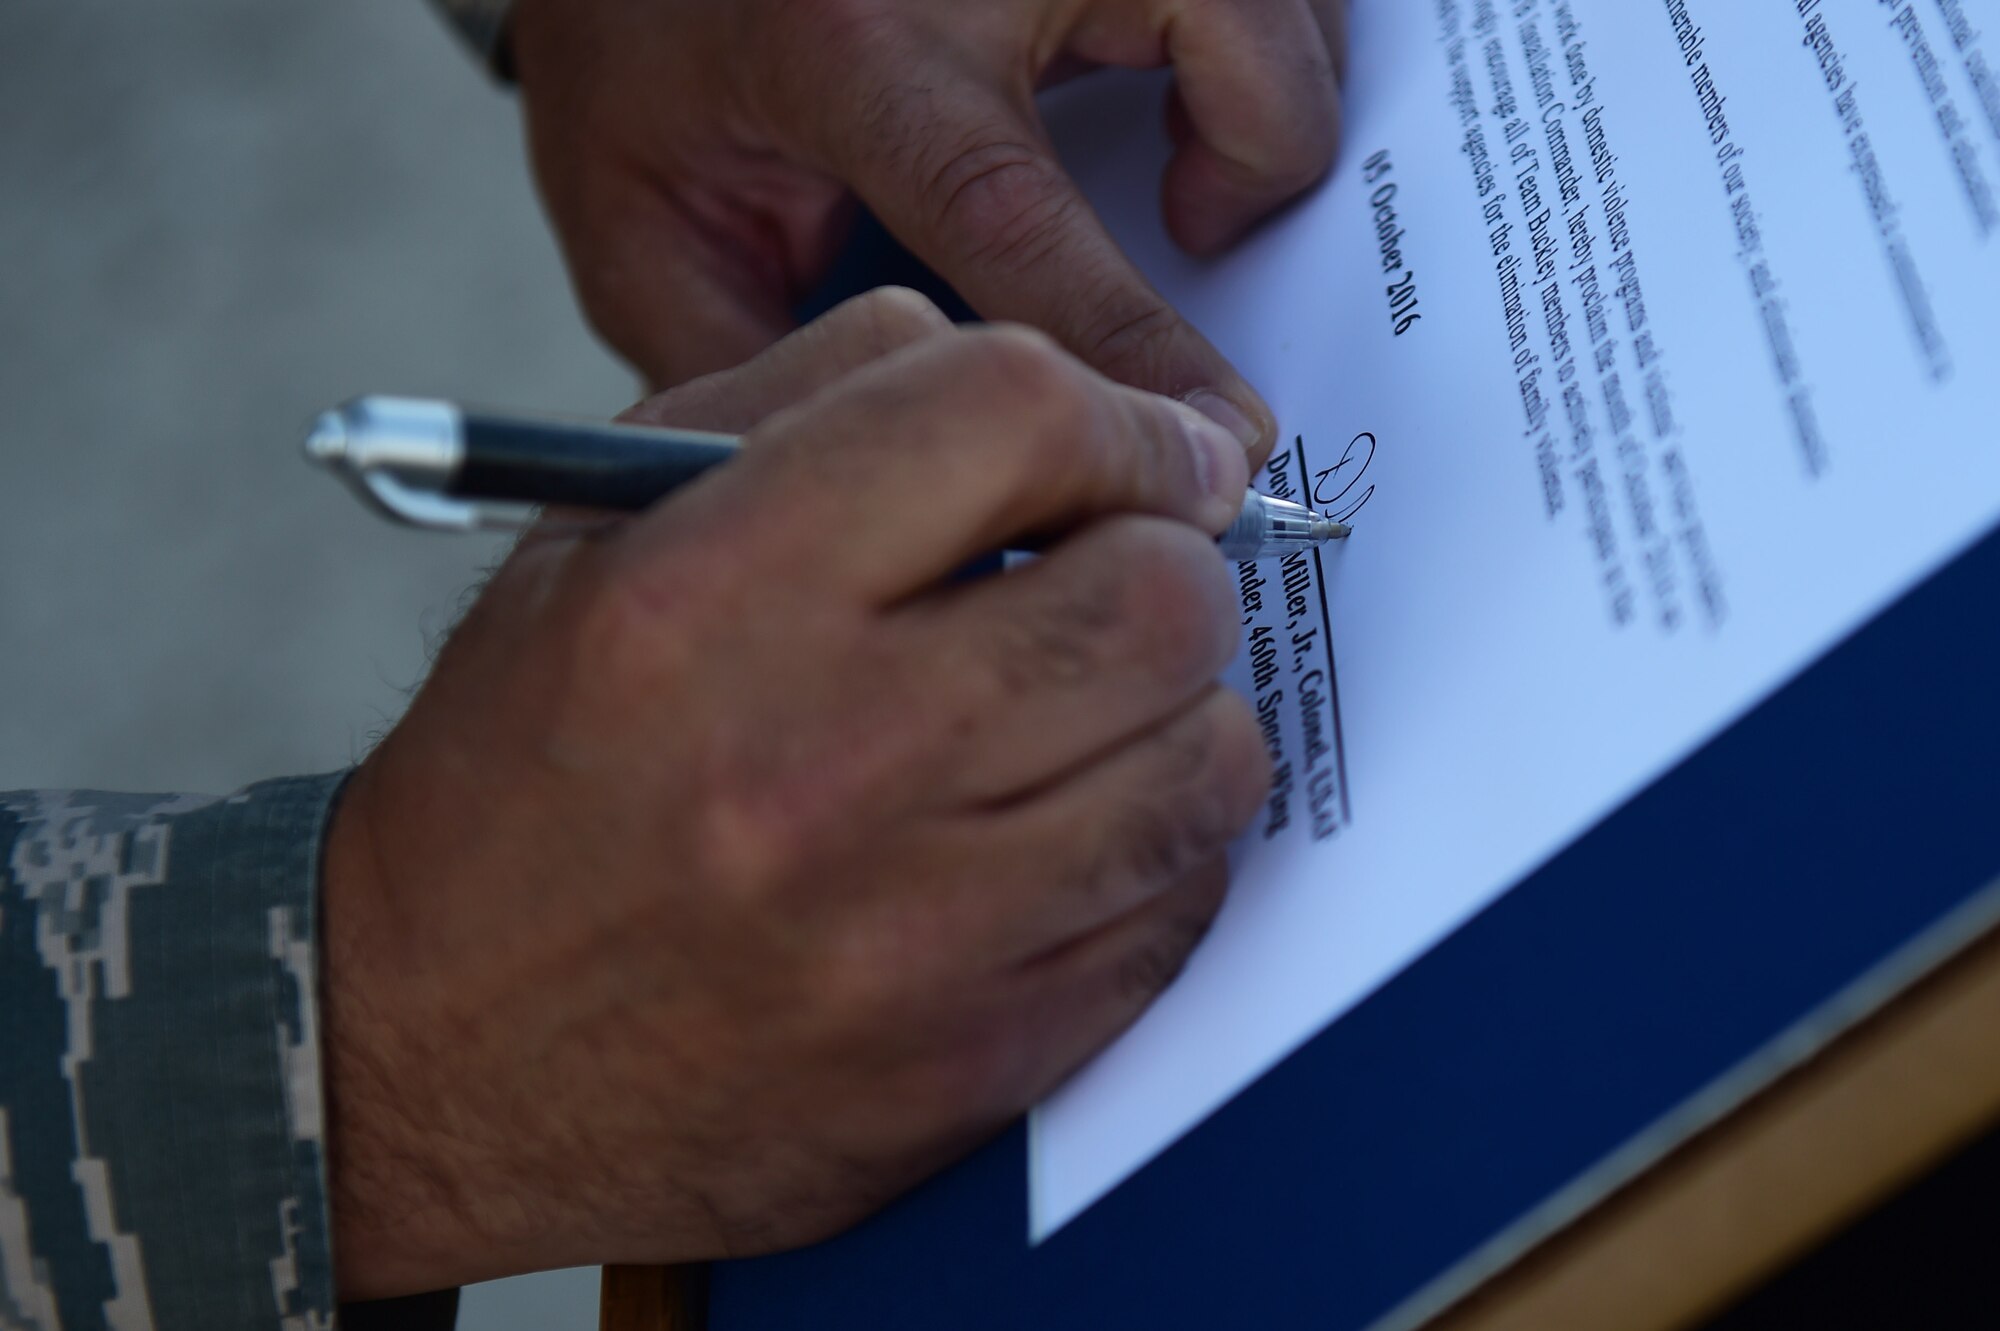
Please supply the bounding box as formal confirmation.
[1029,0,2000,1240]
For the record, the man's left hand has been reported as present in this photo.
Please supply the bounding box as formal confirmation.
[508,0,1346,463]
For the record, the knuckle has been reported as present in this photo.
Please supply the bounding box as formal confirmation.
[1096,738,1222,896]
[573,561,703,695]
[1114,728,1226,880]
[1104,521,1238,684]
[958,326,1100,470]
[814,929,912,1027]
[1115,940,1188,1005]
[1207,691,1277,830]
[1092,697,1270,906]
[1113,887,1223,1005]
[678,735,839,906]
[797,0,898,66]
[980,558,1124,699]
[1109,790,1203,892]
[589,517,756,642]
[836,285,953,351]
[923,136,1079,274]
[1073,293,1188,386]
[689,742,888,911]
[976,519,1232,713]
[976,514,1228,706]
[693,741,899,908]
[821,871,963,997]
[963,323,1075,398]
[850,77,934,179]
[908,1023,1032,1125]
[689,784,808,903]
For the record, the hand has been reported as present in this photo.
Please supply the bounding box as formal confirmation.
[319,289,1273,1296]
[508,0,1347,460]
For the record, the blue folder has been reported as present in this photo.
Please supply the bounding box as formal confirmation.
[708,237,2000,1331]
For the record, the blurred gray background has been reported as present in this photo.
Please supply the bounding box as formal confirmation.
[0,0,628,1323]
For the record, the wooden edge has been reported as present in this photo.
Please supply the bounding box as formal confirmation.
[600,1264,708,1331]
[1415,901,2000,1331]
[601,891,2000,1331]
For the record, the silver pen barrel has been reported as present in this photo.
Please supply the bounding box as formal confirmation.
[1215,489,1352,561]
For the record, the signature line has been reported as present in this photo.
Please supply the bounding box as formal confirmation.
[1298,436,1353,829]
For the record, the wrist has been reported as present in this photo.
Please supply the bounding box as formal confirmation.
[319,763,515,1297]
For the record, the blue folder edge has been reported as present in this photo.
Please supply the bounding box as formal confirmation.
[1380,848,2000,1331]
[711,241,2000,1330]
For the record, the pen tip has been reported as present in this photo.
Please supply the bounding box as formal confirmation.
[303,412,347,466]
[1313,519,1353,541]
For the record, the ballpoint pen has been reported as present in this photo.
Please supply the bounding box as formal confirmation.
[303,396,1352,560]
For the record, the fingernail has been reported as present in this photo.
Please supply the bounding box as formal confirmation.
[1182,389,1265,454]
[1173,402,1250,533]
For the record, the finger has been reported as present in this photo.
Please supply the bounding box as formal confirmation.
[547,171,799,391]
[931,687,1269,963]
[1158,0,1342,256]
[528,292,946,544]
[616,287,954,434]
[1001,856,1233,1095]
[900,517,1239,804]
[628,327,1249,604]
[839,74,1275,455]
[1305,0,1349,82]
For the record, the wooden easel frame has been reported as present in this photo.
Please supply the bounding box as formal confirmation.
[600,1264,705,1331]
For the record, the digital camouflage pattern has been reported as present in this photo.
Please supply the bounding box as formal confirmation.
[1,10,512,1328]
[0,776,344,1330]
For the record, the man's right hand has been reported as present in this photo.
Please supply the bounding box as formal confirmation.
[319,288,1272,1298]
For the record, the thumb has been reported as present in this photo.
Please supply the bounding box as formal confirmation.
[842,77,1276,464]
[560,176,799,392]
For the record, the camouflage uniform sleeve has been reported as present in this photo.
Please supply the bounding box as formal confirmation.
[426,0,517,81]
[0,776,346,1331]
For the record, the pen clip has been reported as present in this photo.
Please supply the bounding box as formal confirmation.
[330,455,621,539]
[307,398,557,535]
[345,467,538,534]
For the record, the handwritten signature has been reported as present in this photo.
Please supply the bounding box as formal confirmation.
[1310,432,1378,525]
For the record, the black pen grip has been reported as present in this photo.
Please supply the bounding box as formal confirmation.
[451,413,741,511]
